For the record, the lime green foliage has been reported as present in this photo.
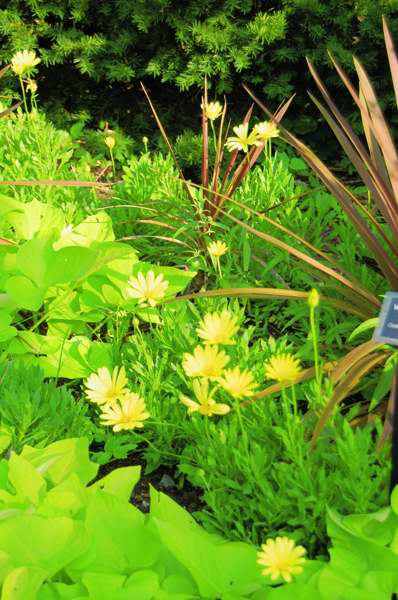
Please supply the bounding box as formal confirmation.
[0,437,270,599]
[0,109,98,217]
[111,151,193,261]
[0,361,92,453]
[0,197,195,377]
[0,437,396,598]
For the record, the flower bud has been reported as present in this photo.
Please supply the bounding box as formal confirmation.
[308,288,320,308]
[105,135,115,150]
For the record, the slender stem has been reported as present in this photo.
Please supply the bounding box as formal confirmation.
[216,256,222,278]
[109,148,116,177]
[281,388,293,438]
[19,76,29,115]
[210,121,218,157]
[291,383,298,418]
[310,305,321,386]
[234,398,250,459]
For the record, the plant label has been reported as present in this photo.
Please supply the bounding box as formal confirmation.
[373,291,398,346]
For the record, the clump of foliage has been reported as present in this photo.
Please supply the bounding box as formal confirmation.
[0,361,92,453]
[0,107,98,215]
[0,436,397,599]
[121,301,390,554]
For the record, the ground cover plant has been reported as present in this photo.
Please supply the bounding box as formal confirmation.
[0,19,397,599]
[0,437,397,599]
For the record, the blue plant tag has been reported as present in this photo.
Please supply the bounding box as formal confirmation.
[373,291,398,346]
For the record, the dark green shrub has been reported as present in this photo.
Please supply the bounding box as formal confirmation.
[1,0,396,154]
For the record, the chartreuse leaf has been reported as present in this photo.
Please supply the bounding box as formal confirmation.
[3,199,64,241]
[20,438,98,486]
[89,466,141,502]
[149,487,265,597]
[37,474,87,519]
[0,515,86,577]
[340,506,398,546]
[68,492,158,576]
[0,312,17,343]
[73,212,115,244]
[1,566,46,600]
[5,276,45,311]
[83,570,160,600]
[13,333,113,378]
[38,581,87,600]
[16,238,55,288]
[256,582,318,599]
[0,551,13,586]
[45,246,98,286]
[7,454,46,505]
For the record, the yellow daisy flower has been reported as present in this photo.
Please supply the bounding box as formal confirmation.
[85,366,128,406]
[257,537,306,583]
[197,310,239,345]
[100,392,150,432]
[218,367,258,398]
[201,100,223,121]
[254,121,279,143]
[183,345,229,379]
[207,240,228,257]
[11,50,41,76]
[225,123,258,153]
[264,354,301,383]
[180,379,230,417]
[126,270,169,307]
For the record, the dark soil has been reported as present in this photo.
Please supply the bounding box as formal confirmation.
[96,451,204,514]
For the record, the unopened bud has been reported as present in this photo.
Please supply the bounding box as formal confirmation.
[105,135,115,150]
[308,288,320,308]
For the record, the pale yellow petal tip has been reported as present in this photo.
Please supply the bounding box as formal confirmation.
[225,122,258,153]
[11,50,41,76]
[126,270,169,306]
[183,345,229,379]
[218,367,258,398]
[197,310,238,345]
[254,121,279,142]
[180,378,230,417]
[84,365,129,406]
[207,241,228,257]
[264,354,301,383]
[257,536,306,583]
[100,392,150,431]
[201,100,223,121]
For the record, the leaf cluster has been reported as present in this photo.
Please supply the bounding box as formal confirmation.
[0,436,396,598]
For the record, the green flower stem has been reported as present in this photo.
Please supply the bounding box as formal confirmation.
[281,388,293,437]
[18,76,29,115]
[109,148,116,177]
[234,398,250,459]
[309,304,321,387]
[291,383,298,419]
[210,121,218,157]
